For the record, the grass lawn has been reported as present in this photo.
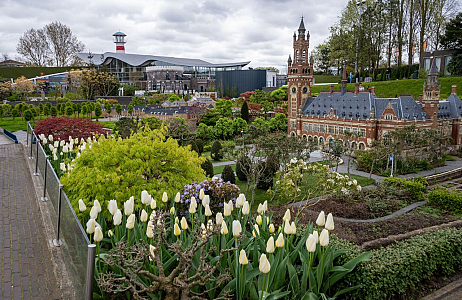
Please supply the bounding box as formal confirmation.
[0,117,29,131]
[311,76,462,100]
[214,164,236,175]
[97,120,117,129]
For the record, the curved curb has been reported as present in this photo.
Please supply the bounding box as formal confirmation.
[334,200,428,223]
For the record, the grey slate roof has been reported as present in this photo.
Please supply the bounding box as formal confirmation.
[76,52,250,68]
[438,94,462,119]
[302,92,429,121]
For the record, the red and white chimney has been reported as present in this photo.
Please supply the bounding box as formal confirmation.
[113,32,126,53]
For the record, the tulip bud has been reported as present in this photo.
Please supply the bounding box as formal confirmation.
[236,194,245,208]
[204,204,212,217]
[223,202,231,217]
[78,199,87,212]
[124,197,134,216]
[180,217,188,230]
[284,220,292,235]
[150,199,157,209]
[108,230,114,237]
[60,140,65,147]
[94,227,103,242]
[199,188,205,200]
[89,205,98,219]
[107,199,118,215]
[173,223,181,236]
[174,192,181,203]
[113,209,122,226]
[141,190,151,205]
[259,254,271,274]
[228,200,234,211]
[266,236,275,253]
[253,224,260,237]
[232,220,242,237]
[242,201,250,215]
[215,212,223,225]
[239,249,248,265]
[170,207,175,215]
[290,221,297,235]
[189,201,197,214]
[275,233,284,248]
[48,134,53,141]
[257,203,263,214]
[269,224,275,233]
[325,213,334,231]
[313,230,319,244]
[54,141,59,148]
[53,153,58,161]
[149,244,156,261]
[175,216,179,224]
[162,192,168,203]
[126,214,135,229]
[60,162,66,172]
[316,211,326,227]
[306,233,316,252]
[146,224,154,238]
[141,209,148,222]
[256,215,262,226]
[221,221,228,235]
[319,229,329,247]
[86,218,96,234]
[202,195,210,207]
[262,200,268,214]
[283,209,291,222]
[62,145,69,153]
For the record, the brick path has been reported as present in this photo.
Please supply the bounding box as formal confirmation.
[0,144,60,300]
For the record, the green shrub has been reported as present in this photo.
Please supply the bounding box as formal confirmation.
[211,140,222,161]
[203,144,212,152]
[62,128,206,219]
[195,139,204,154]
[334,227,462,299]
[201,158,214,178]
[257,153,279,190]
[428,188,462,213]
[382,177,427,201]
[236,156,251,182]
[221,165,235,184]
[114,117,137,138]
[188,140,199,154]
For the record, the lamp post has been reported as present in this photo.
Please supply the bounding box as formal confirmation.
[355,0,366,83]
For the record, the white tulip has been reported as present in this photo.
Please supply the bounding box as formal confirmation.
[94,199,102,213]
[275,233,284,248]
[232,220,242,237]
[146,223,154,238]
[141,209,148,222]
[78,199,86,212]
[215,212,223,225]
[228,200,234,211]
[256,215,262,226]
[266,236,275,253]
[253,224,260,237]
[283,209,291,222]
[141,190,151,205]
[94,227,103,242]
[239,249,248,265]
[242,201,250,215]
[124,197,134,216]
[269,223,275,233]
[48,134,53,141]
[150,199,157,209]
[189,200,197,214]
[126,214,136,229]
[313,230,319,244]
[284,220,293,235]
[199,188,205,200]
[86,218,96,234]
[107,200,118,215]
[319,229,329,247]
[202,194,210,207]
[113,209,122,226]
[223,202,231,216]
[259,254,271,274]
[162,192,168,203]
[174,192,181,203]
[236,194,245,208]
[306,233,317,252]
[221,221,228,235]
[316,211,326,227]
[180,217,188,230]
[62,145,69,153]
[204,204,212,216]
[325,213,334,231]
[262,200,268,214]
[149,245,156,261]
[89,205,98,219]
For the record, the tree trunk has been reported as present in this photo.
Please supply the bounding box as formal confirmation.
[397,0,405,67]
[408,0,414,65]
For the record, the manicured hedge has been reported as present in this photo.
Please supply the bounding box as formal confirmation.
[331,227,462,299]
[383,177,427,202]
[428,188,462,213]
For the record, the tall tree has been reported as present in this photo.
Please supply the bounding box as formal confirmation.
[241,101,249,123]
[16,22,84,67]
[440,12,462,75]
[16,28,49,66]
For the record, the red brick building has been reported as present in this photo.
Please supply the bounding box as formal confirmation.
[287,20,462,149]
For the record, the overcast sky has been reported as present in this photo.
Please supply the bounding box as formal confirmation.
[0,0,347,73]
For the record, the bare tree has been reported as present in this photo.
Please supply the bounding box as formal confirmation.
[16,28,49,66]
[44,21,84,67]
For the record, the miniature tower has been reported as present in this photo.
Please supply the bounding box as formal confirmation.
[287,17,314,136]
[421,56,441,128]
[113,32,127,53]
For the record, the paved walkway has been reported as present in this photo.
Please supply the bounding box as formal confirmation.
[0,144,60,300]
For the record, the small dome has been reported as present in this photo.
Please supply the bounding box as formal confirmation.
[113,31,126,36]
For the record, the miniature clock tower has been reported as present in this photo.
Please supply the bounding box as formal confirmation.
[287,17,314,136]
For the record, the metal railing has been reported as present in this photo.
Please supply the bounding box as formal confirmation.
[26,122,95,300]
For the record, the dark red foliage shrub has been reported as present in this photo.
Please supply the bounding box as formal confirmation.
[34,117,106,141]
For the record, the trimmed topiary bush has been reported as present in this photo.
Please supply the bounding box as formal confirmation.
[222,165,235,184]
[257,154,279,190]
[188,140,199,154]
[201,158,214,178]
[195,139,204,154]
[211,140,222,161]
[428,187,462,213]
